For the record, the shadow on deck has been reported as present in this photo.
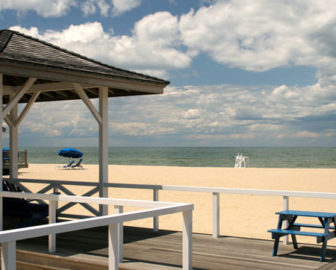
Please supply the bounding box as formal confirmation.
[5,226,336,270]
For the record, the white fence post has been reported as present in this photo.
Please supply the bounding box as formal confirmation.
[153,189,159,232]
[183,210,192,270]
[48,200,57,253]
[1,241,16,270]
[114,205,124,263]
[213,192,220,238]
[283,196,289,245]
[108,223,119,270]
[53,186,59,195]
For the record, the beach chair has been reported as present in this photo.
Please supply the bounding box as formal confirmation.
[2,180,49,228]
[64,160,75,168]
[71,158,83,169]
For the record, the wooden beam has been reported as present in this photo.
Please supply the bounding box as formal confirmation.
[15,91,40,128]
[0,63,165,95]
[99,87,108,215]
[108,89,115,96]
[9,93,18,178]
[39,92,55,100]
[4,116,12,128]
[55,91,70,98]
[85,88,98,96]
[4,82,99,96]
[73,83,102,125]
[2,77,36,118]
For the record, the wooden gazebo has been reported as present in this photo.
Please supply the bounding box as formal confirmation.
[0,29,169,217]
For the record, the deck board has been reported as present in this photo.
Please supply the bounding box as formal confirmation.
[7,226,336,269]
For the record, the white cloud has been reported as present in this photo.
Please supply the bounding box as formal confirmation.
[10,0,336,86]
[80,0,111,16]
[19,100,97,138]
[13,81,336,146]
[179,0,311,71]
[184,109,200,119]
[295,131,320,138]
[5,0,336,146]
[112,122,174,136]
[10,13,191,77]
[80,0,97,16]
[0,0,76,17]
[111,0,141,16]
[0,0,142,17]
[178,0,336,87]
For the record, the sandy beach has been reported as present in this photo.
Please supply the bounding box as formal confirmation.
[15,164,336,244]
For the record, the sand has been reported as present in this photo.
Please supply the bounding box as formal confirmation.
[15,164,336,244]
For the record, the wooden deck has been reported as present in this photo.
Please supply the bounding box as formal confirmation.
[5,226,336,270]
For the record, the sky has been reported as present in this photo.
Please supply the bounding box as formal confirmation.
[1,0,336,147]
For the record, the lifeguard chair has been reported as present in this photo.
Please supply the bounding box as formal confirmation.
[234,153,249,168]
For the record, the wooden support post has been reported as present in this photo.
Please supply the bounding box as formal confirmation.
[15,91,40,128]
[283,196,289,244]
[48,200,57,253]
[9,93,18,179]
[108,224,118,270]
[73,83,102,124]
[1,241,16,270]
[213,192,220,238]
[114,206,124,263]
[153,189,159,231]
[99,87,109,216]
[74,83,107,216]
[183,210,192,270]
[2,78,36,119]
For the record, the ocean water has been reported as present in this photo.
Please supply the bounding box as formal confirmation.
[23,147,336,168]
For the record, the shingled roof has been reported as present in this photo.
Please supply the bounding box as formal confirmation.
[0,29,169,104]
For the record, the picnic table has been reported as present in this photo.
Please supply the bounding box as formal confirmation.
[268,210,336,261]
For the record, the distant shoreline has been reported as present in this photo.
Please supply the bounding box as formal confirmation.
[23,146,336,168]
[27,163,336,170]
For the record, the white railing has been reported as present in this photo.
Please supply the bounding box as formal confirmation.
[0,191,193,270]
[10,178,336,240]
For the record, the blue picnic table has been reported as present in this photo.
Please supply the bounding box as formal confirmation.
[268,210,336,261]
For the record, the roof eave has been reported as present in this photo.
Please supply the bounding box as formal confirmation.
[0,60,168,95]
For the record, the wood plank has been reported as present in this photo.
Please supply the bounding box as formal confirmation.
[4,226,335,270]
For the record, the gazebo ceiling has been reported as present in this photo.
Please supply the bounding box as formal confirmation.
[0,29,169,104]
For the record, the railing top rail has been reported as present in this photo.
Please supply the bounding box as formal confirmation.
[158,186,336,199]
[12,178,98,186]
[0,191,179,208]
[9,178,336,199]
[0,203,193,243]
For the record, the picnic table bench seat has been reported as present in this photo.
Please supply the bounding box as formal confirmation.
[268,210,336,262]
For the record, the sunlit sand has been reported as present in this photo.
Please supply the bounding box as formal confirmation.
[17,164,336,244]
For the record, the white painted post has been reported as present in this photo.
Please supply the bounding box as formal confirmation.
[212,192,220,238]
[99,87,109,216]
[182,210,192,270]
[108,223,119,270]
[53,186,59,195]
[1,241,16,270]
[0,73,3,231]
[153,189,159,231]
[9,93,18,179]
[283,196,289,245]
[48,200,57,253]
[114,205,124,263]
